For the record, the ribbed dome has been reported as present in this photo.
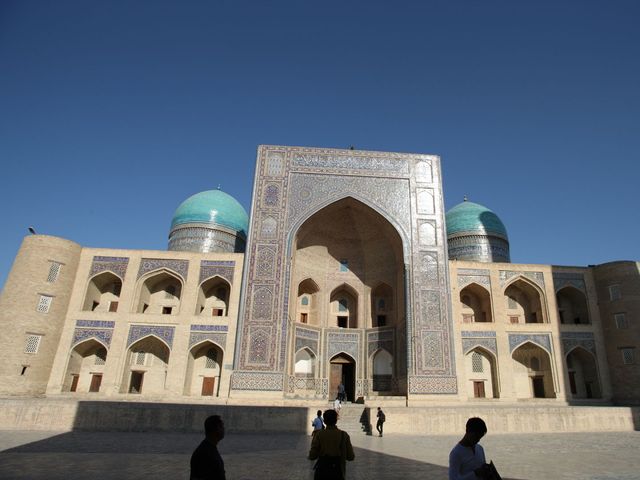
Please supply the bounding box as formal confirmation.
[171,190,249,236]
[446,201,508,240]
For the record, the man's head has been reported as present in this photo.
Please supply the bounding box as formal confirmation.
[204,415,225,442]
[317,410,322,417]
[465,417,487,444]
[378,407,381,411]
[323,409,338,426]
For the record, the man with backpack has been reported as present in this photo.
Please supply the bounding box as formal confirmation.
[376,407,386,437]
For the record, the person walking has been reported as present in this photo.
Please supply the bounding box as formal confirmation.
[449,417,493,480]
[312,409,325,436]
[190,415,226,480]
[376,407,386,437]
[309,409,355,480]
[337,382,346,402]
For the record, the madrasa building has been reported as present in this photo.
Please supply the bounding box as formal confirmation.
[1,145,639,410]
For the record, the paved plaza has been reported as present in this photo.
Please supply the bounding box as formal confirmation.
[0,429,639,480]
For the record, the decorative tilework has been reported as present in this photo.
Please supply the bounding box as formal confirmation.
[138,258,188,281]
[561,332,596,356]
[367,329,394,342]
[199,260,235,285]
[458,269,491,277]
[292,152,409,174]
[419,221,436,246]
[89,256,129,280]
[553,273,586,293]
[189,332,227,350]
[415,161,433,183]
[409,375,457,394]
[416,189,435,215]
[266,151,285,176]
[461,331,496,338]
[260,216,278,238]
[255,245,277,279]
[458,273,491,290]
[508,333,552,353]
[368,341,393,357]
[251,286,273,321]
[316,378,329,396]
[420,252,439,285]
[462,338,497,355]
[296,328,320,340]
[190,324,228,332]
[356,378,369,397]
[327,331,360,360]
[264,184,280,207]
[72,328,113,348]
[422,331,444,370]
[247,326,272,364]
[500,270,545,289]
[295,337,318,355]
[418,290,441,325]
[127,325,175,348]
[76,320,116,328]
[231,372,284,391]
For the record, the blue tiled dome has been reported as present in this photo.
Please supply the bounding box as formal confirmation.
[446,200,508,239]
[170,190,249,236]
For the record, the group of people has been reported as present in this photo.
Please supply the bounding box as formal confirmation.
[190,411,498,480]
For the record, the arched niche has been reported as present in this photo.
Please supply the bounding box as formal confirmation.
[135,270,183,315]
[511,342,555,399]
[566,347,601,399]
[63,339,107,393]
[184,341,224,397]
[371,283,393,327]
[289,196,405,333]
[294,347,316,377]
[464,347,499,398]
[556,287,590,325]
[329,352,356,402]
[504,278,545,324]
[196,276,230,317]
[297,278,320,325]
[330,284,359,328]
[120,335,170,395]
[460,283,492,323]
[83,272,122,312]
[371,349,393,392]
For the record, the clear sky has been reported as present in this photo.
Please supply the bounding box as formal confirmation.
[1,0,639,288]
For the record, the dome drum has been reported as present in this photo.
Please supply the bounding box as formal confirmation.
[168,223,246,254]
[448,234,510,263]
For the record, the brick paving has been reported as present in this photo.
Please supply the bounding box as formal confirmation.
[0,429,639,479]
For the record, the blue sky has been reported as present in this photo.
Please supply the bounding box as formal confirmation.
[1,0,638,288]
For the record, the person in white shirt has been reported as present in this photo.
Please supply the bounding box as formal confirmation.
[448,417,491,480]
[311,410,324,436]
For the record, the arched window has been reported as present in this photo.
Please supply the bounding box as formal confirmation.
[472,352,483,372]
[301,296,309,306]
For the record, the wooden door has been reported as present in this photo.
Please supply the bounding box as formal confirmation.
[70,374,79,392]
[201,377,216,396]
[473,381,485,398]
[89,374,102,392]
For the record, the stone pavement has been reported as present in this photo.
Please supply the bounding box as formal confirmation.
[0,429,639,480]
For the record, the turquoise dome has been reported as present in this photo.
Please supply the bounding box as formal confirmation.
[445,201,508,239]
[170,190,249,236]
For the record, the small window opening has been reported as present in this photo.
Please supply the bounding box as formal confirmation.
[212,308,224,316]
[108,301,119,312]
[162,306,172,315]
[300,313,308,323]
[377,315,386,327]
[338,316,348,328]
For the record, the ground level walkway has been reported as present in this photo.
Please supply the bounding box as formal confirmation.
[1,429,639,479]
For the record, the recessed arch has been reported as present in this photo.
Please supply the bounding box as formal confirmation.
[371,348,393,392]
[295,347,317,376]
[556,286,590,325]
[329,352,356,402]
[511,341,555,399]
[83,271,123,312]
[330,283,359,328]
[372,282,394,327]
[465,346,499,399]
[504,277,546,324]
[565,346,601,399]
[460,282,492,323]
[135,268,183,315]
[63,338,108,393]
[296,278,320,325]
[196,275,231,317]
[120,335,171,395]
[183,340,224,397]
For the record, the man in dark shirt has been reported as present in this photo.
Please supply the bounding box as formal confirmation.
[191,415,226,480]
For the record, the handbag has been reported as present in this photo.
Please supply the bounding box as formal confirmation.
[313,432,345,480]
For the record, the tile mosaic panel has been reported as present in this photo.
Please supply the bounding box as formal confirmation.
[368,340,393,357]
[316,378,329,396]
[461,331,496,338]
[266,151,285,176]
[246,326,272,365]
[462,338,497,355]
[138,258,189,281]
[260,216,278,238]
[72,328,113,348]
[296,327,320,340]
[76,320,116,328]
[189,332,227,350]
[458,274,491,290]
[416,189,435,215]
[500,270,545,289]
[356,378,369,397]
[290,375,316,391]
[255,245,277,280]
[419,252,439,285]
[127,325,175,348]
[199,260,236,285]
[295,337,318,355]
[190,324,228,332]
[508,333,552,353]
[327,331,360,360]
[419,221,437,246]
[250,285,274,321]
[421,330,444,370]
[415,161,433,183]
[561,332,596,356]
[409,375,457,394]
[418,290,441,325]
[89,256,129,280]
[291,151,410,174]
[553,273,586,293]
[231,372,283,391]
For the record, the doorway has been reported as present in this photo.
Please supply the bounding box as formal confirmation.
[129,371,144,394]
[89,373,102,392]
[532,376,545,398]
[329,354,355,401]
[201,377,216,396]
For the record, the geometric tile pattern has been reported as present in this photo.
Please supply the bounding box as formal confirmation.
[190,324,228,332]
[72,328,113,348]
[127,325,175,348]
[561,332,596,356]
[327,331,360,361]
[189,332,227,350]
[88,256,129,280]
[230,372,284,391]
[409,375,458,394]
[199,260,236,285]
[553,272,586,293]
[461,330,497,338]
[508,333,552,354]
[458,268,491,290]
[500,270,545,289]
[137,258,189,281]
[76,320,116,328]
[462,337,498,356]
[367,328,394,357]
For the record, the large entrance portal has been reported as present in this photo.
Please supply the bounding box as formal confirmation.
[330,354,355,402]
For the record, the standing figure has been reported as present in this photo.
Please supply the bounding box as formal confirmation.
[334,397,342,416]
[309,409,355,480]
[448,417,492,480]
[191,414,226,480]
[376,407,386,437]
[337,382,346,402]
[312,409,325,436]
